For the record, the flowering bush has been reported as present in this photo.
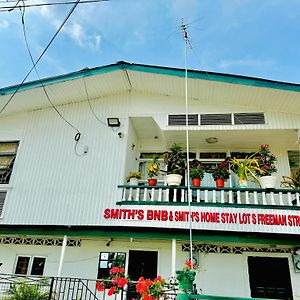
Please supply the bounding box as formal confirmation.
[212,160,230,180]
[183,260,197,271]
[96,266,129,296]
[189,159,205,180]
[136,276,165,300]
[147,158,160,178]
[96,267,166,300]
[256,144,277,176]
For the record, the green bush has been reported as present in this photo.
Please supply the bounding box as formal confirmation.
[6,280,49,300]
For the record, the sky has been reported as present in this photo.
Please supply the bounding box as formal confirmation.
[1,0,300,88]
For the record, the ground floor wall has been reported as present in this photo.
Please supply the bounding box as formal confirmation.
[0,235,299,299]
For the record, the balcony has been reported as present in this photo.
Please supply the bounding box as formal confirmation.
[118,185,300,208]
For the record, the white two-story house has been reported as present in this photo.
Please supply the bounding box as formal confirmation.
[0,61,299,299]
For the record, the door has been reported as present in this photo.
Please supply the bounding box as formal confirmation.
[248,256,293,300]
[128,250,158,280]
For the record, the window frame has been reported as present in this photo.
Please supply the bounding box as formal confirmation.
[97,251,126,279]
[14,255,46,276]
[0,141,19,185]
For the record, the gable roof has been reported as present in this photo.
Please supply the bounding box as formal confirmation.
[1,61,300,95]
[0,61,300,116]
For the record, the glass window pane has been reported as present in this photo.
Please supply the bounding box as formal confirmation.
[15,256,30,275]
[31,257,46,276]
[0,142,18,153]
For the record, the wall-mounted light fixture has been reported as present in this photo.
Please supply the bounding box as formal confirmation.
[107,118,120,127]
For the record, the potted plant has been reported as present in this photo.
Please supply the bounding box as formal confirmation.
[281,169,300,190]
[230,156,264,188]
[212,159,230,187]
[164,143,186,186]
[176,260,197,292]
[189,159,205,187]
[147,158,160,186]
[126,171,142,185]
[255,144,278,189]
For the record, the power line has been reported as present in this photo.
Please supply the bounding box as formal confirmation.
[19,1,80,134]
[0,0,108,12]
[0,0,81,115]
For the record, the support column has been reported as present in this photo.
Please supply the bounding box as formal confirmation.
[57,235,68,277]
[171,238,176,278]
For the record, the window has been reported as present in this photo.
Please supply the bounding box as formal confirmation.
[0,191,6,217]
[0,141,19,184]
[97,252,126,279]
[14,256,46,276]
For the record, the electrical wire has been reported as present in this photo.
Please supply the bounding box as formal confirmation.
[82,76,107,126]
[18,0,81,136]
[0,0,81,115]
[0,0,108,12]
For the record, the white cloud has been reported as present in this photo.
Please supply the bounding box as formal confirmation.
[64,22,101,50]
[218,56,273,70]
[0,20,9,29]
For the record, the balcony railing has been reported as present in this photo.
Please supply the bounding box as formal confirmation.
[118,185,300,207]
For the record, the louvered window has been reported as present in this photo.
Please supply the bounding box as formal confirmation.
[200,114,232,125]
[234,113,265,124]
[0,141,19,184]
[168,114,198,126]
[0,191,6,217]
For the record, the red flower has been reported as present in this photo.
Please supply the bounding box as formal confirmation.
[112,276,119,284]
[142,295,153,300]
[117,277,128,288]
[154,276,162,283]
[96,281,105,292]
[109,267,120,274]
[108,286,117,296]
[185,259,196,270]
[119,267,125,273]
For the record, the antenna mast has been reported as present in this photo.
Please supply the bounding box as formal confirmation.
[181,19,193,264]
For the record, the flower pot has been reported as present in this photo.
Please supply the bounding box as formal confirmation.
[129,178,139,185]
[166,174,182,186]
[259,175,277,189]
[215,179,225,187]
[176,270,196,292]
[239,179,248,188]
[192,178,201,187]
[148,178,157,186]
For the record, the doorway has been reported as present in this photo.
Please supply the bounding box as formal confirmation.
[248,256,293,299]
[128,250,158,280]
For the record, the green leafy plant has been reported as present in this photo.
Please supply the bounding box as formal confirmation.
[212,160,230,181]
[126,171,142,182]
[165,143,186,175]
[281,169,300,190]
[255,144,277,176]
[230,156,264,184]
[189,160,205,180]
[6,280,49,300]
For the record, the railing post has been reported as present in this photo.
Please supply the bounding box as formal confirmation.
[48,277,55,300]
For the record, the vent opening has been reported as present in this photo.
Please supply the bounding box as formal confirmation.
[168,114,198,126]
[234,113,265,125]
[200,114,232,125]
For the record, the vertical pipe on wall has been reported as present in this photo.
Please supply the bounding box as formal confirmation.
[171,238,176,278]
[57,235,68,277]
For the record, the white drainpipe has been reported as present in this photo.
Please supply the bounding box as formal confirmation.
[57,235,68,277]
